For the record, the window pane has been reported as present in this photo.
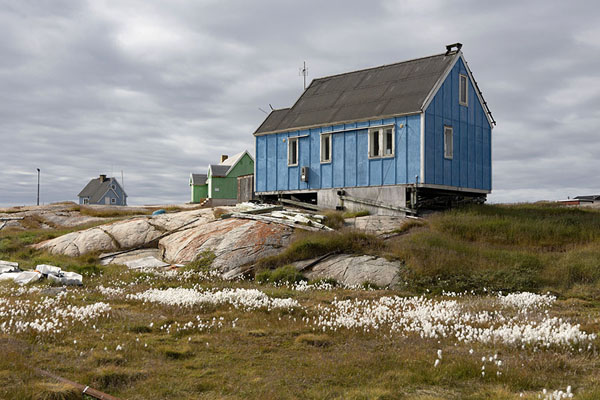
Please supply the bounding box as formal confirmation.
[289,138,298,165]
[321,135,331,162]
[292,140,297,164]
[444,127,453,158]
[460,75,467,104]
[385,128,393,155]
[371,130,380,156]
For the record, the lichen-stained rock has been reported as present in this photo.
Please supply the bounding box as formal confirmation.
[34,219,163,256]
[32,208,217,257]
[159,218,293,274]
[303,254,402,288]
[34,227,117,257]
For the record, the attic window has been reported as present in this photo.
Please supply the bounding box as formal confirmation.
[369,126,395,158]
[111,184,116,190]
[320,134,331,163]
[459,74,468,106]
[444,126,453,159]
[288,137,298,166]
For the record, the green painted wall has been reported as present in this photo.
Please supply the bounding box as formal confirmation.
[190,184,208,203]
[227,153,254,178]
[208,153,254,199]
[209,176,237,199]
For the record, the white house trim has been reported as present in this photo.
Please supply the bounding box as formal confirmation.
[459,53,495,129]
[420,52,494,130]
[421,51,461,112]
[222,150,255,175]
[420,112,425,184]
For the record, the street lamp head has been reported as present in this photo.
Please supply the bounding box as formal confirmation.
[37,168,40,172]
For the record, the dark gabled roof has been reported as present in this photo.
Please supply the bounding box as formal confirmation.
[207,151,254,178]
[78,177,126,203]
[254,52,458,135]
[255,108,291,135]
[209,165,230,177]
[574,195,600,201]
[190,174,207,185]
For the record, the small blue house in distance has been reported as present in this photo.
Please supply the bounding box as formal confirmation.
[253,43,495,214]
[78,174,127,206]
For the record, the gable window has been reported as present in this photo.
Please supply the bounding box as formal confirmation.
[369,126,394,158]
[111,184,116,190]
[444,126,453,159]
[459,74,468,106]
[288,137,298,166]
[320,134,331,163]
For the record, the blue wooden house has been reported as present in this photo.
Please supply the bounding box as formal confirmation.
[253,43,495,214]
[78,174,127,206]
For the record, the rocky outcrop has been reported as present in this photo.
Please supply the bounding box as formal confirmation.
[302,254,402,288]
[34,207,293,276]
[34,208,216,257]
[159,218,293,274]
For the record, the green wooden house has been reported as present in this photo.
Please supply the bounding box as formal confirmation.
[189,173,208,203]
[190,150,254,205]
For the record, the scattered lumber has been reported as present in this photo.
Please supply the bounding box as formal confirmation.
[36,369,121,400]
[227,213,332,232]
[279,198,322,211]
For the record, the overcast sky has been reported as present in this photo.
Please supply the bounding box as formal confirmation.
[1,0,599,206]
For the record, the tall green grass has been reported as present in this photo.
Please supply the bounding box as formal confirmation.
[388,204,600,295]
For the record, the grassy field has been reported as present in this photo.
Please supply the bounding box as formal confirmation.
[1,203,600,399]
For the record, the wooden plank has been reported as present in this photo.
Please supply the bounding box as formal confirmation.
[241,205,283,215]
[339,195,416,215]
[279,198,322,211]
[0,217,24,221]
[36,369,121,400]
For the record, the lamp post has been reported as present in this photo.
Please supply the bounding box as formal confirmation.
[36,168,40,206]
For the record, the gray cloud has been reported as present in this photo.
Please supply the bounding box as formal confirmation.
[1,0,599,206]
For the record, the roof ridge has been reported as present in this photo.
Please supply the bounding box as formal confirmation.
[311,52,448,83]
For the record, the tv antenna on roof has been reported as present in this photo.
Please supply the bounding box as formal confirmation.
[299,61,308,90]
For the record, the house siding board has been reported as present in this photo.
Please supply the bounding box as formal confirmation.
[277,132,288,191]
[299,136,310,190]
[266,134,277,192]
[423,57,491,191]
[332,133,345,187]
[309,129,321,190]
[406,114,421,183]
[344,131,357,187]
[256,136,267,192]
[356,131,369,186]
[255,116,421,193]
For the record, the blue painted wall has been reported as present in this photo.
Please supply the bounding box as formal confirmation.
[255,115,421,192]
[424,58,492,191]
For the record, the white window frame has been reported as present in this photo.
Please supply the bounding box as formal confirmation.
[82,198,89,205]
[459,74,468,106]
[368,125,395,159]
[288,137,298,166]
[444,125,453,159]
[320,134,331,163]
[111,197,116,204]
